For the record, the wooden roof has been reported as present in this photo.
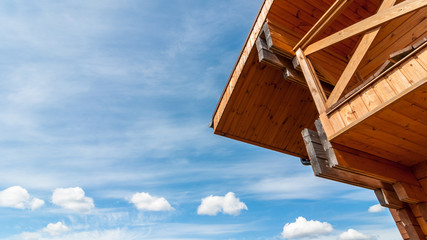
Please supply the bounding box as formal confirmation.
[212,0,427,159]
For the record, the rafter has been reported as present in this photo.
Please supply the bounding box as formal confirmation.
[304,0,427,55]
[293,0,352,51]
[295,49,327,113]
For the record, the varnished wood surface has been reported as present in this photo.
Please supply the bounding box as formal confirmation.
[327,46,427,166]
[214,48,318,158]
[213,0,426,157]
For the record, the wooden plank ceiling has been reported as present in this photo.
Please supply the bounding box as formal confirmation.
[214,47,318,158]
[212,0,426,159]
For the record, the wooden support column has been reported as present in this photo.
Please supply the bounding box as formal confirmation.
[295,49,327,113]
[304,0,427,55]
[325,0,396,106]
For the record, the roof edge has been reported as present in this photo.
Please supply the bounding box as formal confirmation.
[211,0,273,125]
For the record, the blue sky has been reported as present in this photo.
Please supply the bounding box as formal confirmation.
[0,1,401,239]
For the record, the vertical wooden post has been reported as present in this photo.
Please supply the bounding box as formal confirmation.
[295,49,327,113]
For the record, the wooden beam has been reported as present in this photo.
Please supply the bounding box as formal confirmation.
[332,145,420,185]
[393,182,427,204]
[293,0,352,51]
[314,120,420,186]
[256,36,334,94]
[302,128,388,189]
[396,207,425,239]
[326,28,379,106]
[264,21,349,65]
[292,55,338,85]
[304,0,427,55]
[295,49,327,113]
[262,22,295,59]
[325,0,396,106]
[375,187,405,209]
[412,161,427,180]
[326,43,427,115]
[256,36,308,88]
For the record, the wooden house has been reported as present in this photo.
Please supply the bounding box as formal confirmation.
[211,0,427,238]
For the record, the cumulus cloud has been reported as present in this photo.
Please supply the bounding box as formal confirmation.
[52,187,94,213]
[368,204,384,213]
[339,229,373,240]
[129,192,173,211]
[0,186,44,210]
[281,217,333,239]
[43,222,70,236]
[197,192,247,216]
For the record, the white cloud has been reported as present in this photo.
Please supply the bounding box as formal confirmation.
[197,192,247,216]
[43,222,70,236]
[52,187,94,213]
[0,186,44,210]
[30,198,45,210]
[339,229,373,240]
[129,192,173,211]
[281,217,333,239]
[368,204,384,213]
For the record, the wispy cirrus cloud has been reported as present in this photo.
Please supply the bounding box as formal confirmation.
[9,222,258,240]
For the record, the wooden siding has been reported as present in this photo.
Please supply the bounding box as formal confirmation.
[325,45,427,166]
